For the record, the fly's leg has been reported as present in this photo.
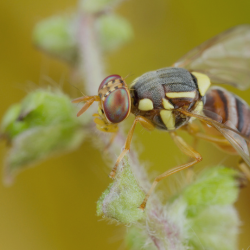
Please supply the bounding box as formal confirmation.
[93,115,119,133]
[93,114,119,150]
[109,116,155,179]
[72,96,100,117]
[184,123,230,182]
[185,124,250,180]
[185,123,230,145]
[181,124,200,183]
[139,131,202,210]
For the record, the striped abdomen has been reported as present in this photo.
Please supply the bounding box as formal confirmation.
[204,86,250,138]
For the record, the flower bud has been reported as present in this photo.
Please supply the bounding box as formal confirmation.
[33,15,78,63]
[79,0,123,13]
[189,205,239,250]
[126,226,157,250]
[182,166,240,216]
[96,14,133,52]
[96,156,145,224]
[1,89,89,184]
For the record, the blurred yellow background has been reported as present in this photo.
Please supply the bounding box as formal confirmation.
[1,0,250,249]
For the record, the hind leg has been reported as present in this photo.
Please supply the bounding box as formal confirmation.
[139,132,202,210]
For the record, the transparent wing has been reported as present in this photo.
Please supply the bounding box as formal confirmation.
[174,25,250,90]
[214,120,250,167]
[179,108,250,167]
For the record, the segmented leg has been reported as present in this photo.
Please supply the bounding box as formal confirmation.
[93,115,118,134]
[71,95,100,117]
[139,132,202,210]
[183,124,200,183]
[185,123,250,180]
[109,116,155,179]
[184,123,231,145]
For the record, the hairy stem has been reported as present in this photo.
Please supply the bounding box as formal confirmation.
[76,7,187,250]
[77,13,105,95]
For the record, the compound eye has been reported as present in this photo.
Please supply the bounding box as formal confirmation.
[103,88,130,123]
[98,74,121,91]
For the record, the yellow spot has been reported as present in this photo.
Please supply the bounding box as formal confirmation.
[130,77,139,88]
[107,81,113,87]
[138,99,154,111]
[160,110,175,130]
[192,72,211,96]
[98,107,103,116]
[94,117,105,126]
[162,98,174,110]
[194,101,203,114]
[190,101,204,122]
[109,87,115,92]
[166,91,196,99]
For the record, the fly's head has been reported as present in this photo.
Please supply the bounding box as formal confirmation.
[72,74,131,133]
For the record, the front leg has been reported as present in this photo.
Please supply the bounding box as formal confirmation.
[109,115,155,179]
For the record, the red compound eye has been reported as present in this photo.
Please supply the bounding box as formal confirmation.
[103,88,130,123]
[98,74,121,91]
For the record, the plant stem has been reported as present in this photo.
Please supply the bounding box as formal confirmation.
[76,13,105,95]
[76,8,184,250]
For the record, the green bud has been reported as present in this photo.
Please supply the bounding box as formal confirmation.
[1,104,27,138]
[126,226,157,250]
[96,156,145,224]
[96,14,133,52]
[79,0,123,13]
[163,166,241,249]
[1,89,89,184]
[33,15,78,63]
[189,205,239,250]
[96,183,113,216]
[182,166,240,216]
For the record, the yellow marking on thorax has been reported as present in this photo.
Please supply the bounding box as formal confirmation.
[162,98,174,110]
[166,91,196,99]
[160,110,175,130]
[191,72,211,96]
[138,98,154,111]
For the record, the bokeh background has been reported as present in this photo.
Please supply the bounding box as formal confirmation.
[1,0,250,249]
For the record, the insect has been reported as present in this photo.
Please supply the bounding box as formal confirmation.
[72,25,250,210]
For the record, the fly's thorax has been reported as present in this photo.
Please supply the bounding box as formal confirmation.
[129,67,210,131]
[98,75,131,124]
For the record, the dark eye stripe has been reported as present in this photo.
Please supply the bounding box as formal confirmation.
[98,74,121,91]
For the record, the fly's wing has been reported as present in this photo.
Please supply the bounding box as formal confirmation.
[179,108,250,167]
[214,120,250,166]
[174,25,250,90]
